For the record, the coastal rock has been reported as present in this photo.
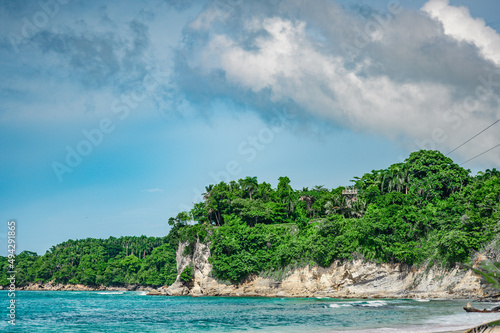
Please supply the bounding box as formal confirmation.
[20,282,105,291]
[192,241,212,281]
[176,241,192,282]
[19,282,157,292]
[165,282,189,296]
[170,239,491,299]
[199,277,234,296]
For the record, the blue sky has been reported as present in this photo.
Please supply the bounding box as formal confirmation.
[1,0,500,255]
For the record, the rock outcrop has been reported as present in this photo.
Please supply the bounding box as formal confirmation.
[162,239,492,299]
[19,282,154,292]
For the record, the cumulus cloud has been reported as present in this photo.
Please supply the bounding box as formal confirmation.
[422,0,500,66]
[2,0,499,165]
[174,0,500,165]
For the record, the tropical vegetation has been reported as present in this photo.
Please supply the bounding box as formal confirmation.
[0,236,177,287]
[2,150,499,287]
[168,150,500,283]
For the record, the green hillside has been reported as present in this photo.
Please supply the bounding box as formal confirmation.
[170,150,500,283]
[2,150,499,287]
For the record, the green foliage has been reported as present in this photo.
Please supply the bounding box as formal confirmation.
[1,236,178,287]
[178,224,211,244]
[174,150,500,283]
[137,244,177,286]
[180,265,194,283]
[471,260,500,291]
[208,215,357,283]
[4,150,499,289]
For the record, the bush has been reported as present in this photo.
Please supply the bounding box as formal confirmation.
[180,265,194,282]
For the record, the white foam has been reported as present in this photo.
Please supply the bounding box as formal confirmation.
[362,301,387,307]
[347,300,388,307]
[97,291,125,295]
[329,301,389,308]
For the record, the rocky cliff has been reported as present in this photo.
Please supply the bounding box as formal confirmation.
[163,239,494,299]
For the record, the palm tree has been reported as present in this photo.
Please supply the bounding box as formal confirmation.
[313,185,327,192]
[325,200,340,215]
[202,184,214,201]
[299,194,315,217]
[350,198,367,218]
[240,176,258,200]
[257,182,273,201]
[380,172,392,193]
[277,176,295,218]
[202,184,224,226]
[381,164,411,194]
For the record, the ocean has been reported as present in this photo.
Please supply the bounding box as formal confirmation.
[1,291,499,332]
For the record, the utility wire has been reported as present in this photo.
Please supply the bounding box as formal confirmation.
[446,119,500,156]
[460,143,500,165]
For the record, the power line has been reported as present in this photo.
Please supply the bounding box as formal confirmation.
[446,118,500,156]
[460,143,500,165]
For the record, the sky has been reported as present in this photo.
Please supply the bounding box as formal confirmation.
[1,0,500,256]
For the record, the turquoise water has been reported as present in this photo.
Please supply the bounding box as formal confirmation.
[1,291,499,332]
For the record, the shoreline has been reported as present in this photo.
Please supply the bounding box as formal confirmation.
[4,278,499,303]
[2,283,496,302]
[3,282,499,302]
[0,283,157,292]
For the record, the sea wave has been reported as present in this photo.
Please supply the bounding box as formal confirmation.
[97,291,125,295]
[329,300,389,308]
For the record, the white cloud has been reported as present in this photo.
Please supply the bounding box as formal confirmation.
[198,16,498,160]
[179,1,500,166]
[422,0,500,65]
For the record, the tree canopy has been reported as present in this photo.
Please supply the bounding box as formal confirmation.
[0,236,177,287]
[169,150,500,283]
[3,150,499,287]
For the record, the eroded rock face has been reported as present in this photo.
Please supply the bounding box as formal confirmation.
[166,239,490,299]
[175,241,192,282]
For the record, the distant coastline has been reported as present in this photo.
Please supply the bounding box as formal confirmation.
[0,283,156,292]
